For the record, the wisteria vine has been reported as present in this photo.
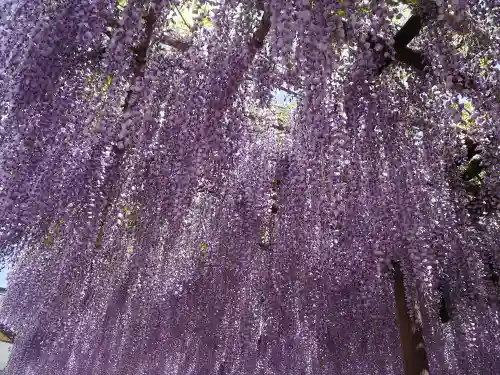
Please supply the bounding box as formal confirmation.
[0,0,499,374]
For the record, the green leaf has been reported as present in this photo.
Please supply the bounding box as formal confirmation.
[200,17,214,29]
[104,75,113,91]
[276,108,290,123]
[464,101,473,113]
[200,242,208,257]
[405,0,419,6]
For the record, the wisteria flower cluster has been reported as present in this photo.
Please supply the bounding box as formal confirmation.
[0,0,499,374]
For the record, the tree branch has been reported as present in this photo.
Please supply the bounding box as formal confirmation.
[277,85,298,96]
[159,34,192,51]
[123,5,158,112]
[250,10,271,52]
[173,2,193,32]
[90,15,191,63]
[96,4,160,251]
[376,14,429,74]
[213,9,272,111]
[394,15,423,47]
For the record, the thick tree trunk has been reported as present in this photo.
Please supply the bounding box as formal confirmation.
[393,261,431,375]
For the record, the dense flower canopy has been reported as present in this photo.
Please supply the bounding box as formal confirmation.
[0,0,499,374]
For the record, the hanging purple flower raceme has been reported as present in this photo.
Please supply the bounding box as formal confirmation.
[0,1,499,375]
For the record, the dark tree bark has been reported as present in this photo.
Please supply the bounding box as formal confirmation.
[377,15,429,74]
[96,3,160,249]
[394,15,423,47]
[392,261,431,375]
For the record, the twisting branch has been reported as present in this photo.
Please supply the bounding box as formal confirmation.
[394,15,423,46]
[95,4,159,250]
[375,8,487,94]
[392,261,431,375]
[124,6,158,112]
[106,16,120,30]
[258,159,288,251]
[250,10,271,52]
[377,15,428,74]
[213,8,272,111]
[173,2,193,32]
[91,13,191,63]
[158,33,192,51]
[277,85,298,96]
